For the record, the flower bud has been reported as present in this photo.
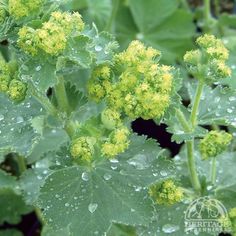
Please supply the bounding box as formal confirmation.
[101,108,121,130]
[8,79,27,102]
[149,179,183,205]
[18,26,38,55]
[183,50,201,65]
[8,0,44,19]
[70,137,95,163]
[199,130,232,160]
[101,126,130,158]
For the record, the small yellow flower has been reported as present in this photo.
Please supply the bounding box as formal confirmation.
[18,26,38,55]
[8,0,44,19]
[70,137,95,163]
[101,108,121,130]
[106,40,174,120]
[8,79,27,102]
[199,130,232,160]
[149,179,183,206]
[101,126,130,158]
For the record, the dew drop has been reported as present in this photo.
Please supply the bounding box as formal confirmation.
[95,45,102,52]
[103,173,112,181]
[160,170,167,177]
[35,65,42,71]
[162,224,180,234]
[229,96,236,102]
[88,203,98,213]
[65,203,70,207]
[0,115,4,121]
[81,172,89,181]
[16,116,24,124]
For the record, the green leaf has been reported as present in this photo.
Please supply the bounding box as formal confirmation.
[0,94,44,155]
[20,59,56,92]
[63,35,93,69]
[164,105,207,143]
[0,188,31,224]
[37,135,175,235]
[0,169,17,189]
[27,127,69,164]
[116,0,195,63]
[81,0,112,31]
[137,203,187,236]
[0,229,23,236]
[41,225,70,236]
[20,158,52,205]
[187,83,236,127]
[107,223,136,236]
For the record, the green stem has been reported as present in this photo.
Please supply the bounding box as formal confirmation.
[190,81,204,127]
[176,108,201,194]
[35,207,45,225]
[213,0,220,17]
[203,0,211,33]
[105,0,120,32]
[211,157,217,185]
[17,155,26,174]
[186,140,202,194]
[176,109,192,132]
[54,76,70,114]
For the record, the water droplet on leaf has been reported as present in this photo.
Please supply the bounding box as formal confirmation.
[88,203,98,213]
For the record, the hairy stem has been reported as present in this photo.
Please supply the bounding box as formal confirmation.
[190,81,204,127]
[17,155,27,173]
[105,0,120,32]
[214,0,220,17]
[176,109,201,194]
[54,76,70,114]
[186,140,201,194]
[203,0,211,33]
[211,157,217,185]
[176,109,192,132]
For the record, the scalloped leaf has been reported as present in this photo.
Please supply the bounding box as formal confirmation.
[187,83,236,127]
[115,0,195,63]
[0,94,44,155]
[37,135,175,235]
[27,127,69,164]
[0,188,31,224]
[137,203,187,236]
[20,58,56,93]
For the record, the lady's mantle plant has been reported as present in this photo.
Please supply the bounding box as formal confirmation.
[0,1,236,236]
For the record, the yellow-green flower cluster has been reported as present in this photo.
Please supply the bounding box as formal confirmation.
[88,41,174,120]
[149,179,183,206]
[184,34,231,83]
[101,126,130,158]
[18,26,39,56]
[88,65,112,102]
[17,11,84,56]
[70,137,95,163]
[8,0,44,20]
[101,108,121,130]
[0,59,11,92]
[199,130,232,160]
[8,79,27,102]
[0,60,27,102]
[219,208,236,235]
